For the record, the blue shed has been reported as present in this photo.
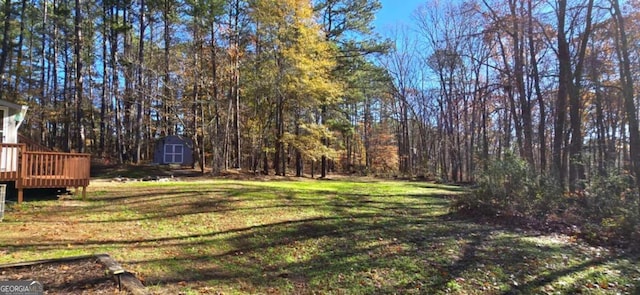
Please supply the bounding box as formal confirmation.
[153,135,194,166]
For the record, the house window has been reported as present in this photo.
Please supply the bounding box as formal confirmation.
[164,144,183,164]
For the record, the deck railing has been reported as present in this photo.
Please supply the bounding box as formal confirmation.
[20,151,91,188]
[0,143,23,180]
[0,143,91,202]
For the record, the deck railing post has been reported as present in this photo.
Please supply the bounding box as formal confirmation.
[17,144,27,204]
[19,144,27,178]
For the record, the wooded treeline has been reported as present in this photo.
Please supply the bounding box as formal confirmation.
[1,0,640,190]
[0,0,394,177]
[386,0,640,192]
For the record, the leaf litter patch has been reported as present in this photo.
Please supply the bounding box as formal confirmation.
[0,254,147,295]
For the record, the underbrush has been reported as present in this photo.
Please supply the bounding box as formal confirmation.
[452,154,640,249]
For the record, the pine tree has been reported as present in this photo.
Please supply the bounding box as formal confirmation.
[249,0,342,176]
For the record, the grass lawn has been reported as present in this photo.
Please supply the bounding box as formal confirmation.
[1,178,638,294]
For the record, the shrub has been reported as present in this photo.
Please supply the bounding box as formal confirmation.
[453,154,561,217]
[582,171,640,243]
[454,159,640,246]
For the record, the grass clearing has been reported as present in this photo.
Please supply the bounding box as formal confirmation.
[1,179,638,294]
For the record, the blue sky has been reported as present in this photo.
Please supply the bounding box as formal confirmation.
[374,0,425,32]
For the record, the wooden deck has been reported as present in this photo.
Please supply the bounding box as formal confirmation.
[0,143,90,203]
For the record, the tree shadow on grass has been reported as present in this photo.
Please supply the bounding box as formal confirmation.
[97,185,640,292]
[119,209,633,293]
[142,210,635,293]
[26,186,278,223]
[7,182,638,294]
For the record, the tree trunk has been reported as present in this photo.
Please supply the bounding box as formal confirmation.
[295,113,302,177]
[13,0,27,94]
[611,0,640,187]
[230,0,241,169]
[528,0,546,173]
[135,0,146,163]
[554,0,570,189]
[40,0,48,145]
[274,93,284,176]
[99,0,107,156]
[321,105,328,177]
[510,0,534,166]
[62,33,71,151]
[74,0,84,152]
[567,0,593,191]
[0,0,12,99]
[163,0,172,136]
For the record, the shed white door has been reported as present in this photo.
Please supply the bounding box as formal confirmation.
[0,107,17,171]
[164,144,184,164]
